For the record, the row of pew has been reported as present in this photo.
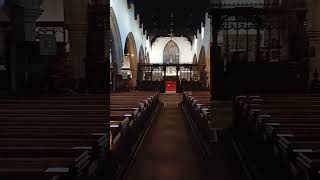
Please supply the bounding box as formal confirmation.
[109,91,159,179]
[234,94,320,180]
[0,94,108,180]
[182,91,215,145]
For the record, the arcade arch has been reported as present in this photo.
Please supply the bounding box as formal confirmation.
[123,32,138,87]
[139,46,145,63]
[192,54,197,64]
[198,46,206,66]
[110,7,123,72]
[198,46,208,84]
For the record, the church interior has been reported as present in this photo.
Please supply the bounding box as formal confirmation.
[0,0,320,179]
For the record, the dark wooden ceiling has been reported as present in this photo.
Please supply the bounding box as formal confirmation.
[129,0,210,44]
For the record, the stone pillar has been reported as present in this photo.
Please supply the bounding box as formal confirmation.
[64,0,88,90]
[6,0,43,94]
[87,3,108,92]
[0,28,6,58]
[24,7,43,41]
[69,24,87,81]
[0,28,8,91]
[307,0,320,84]
[112,62,118,90]
[12,0,44,41]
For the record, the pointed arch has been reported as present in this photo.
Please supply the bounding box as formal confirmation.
[110,7,123,72]
[124,32,138,86]
[146,52,150,64]
[198,46,206,66]
[163,40,179,64]
[138,45,145,63]
[198,46,208,86]
[192,54,197,64]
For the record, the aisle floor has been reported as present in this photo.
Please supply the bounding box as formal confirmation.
[125,94,247,180]
[126,102,210,180]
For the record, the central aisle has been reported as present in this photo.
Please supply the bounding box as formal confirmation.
[126,93,209,180]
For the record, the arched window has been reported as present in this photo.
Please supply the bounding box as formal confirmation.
[163,40,179,64]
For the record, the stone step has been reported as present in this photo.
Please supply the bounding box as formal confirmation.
[159,93,183,103]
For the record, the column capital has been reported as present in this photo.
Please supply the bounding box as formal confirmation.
[24,8,43,22]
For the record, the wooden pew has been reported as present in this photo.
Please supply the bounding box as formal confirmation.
[234,94,320,180]
[0,94,108,179]
[182,91,214,144]
[109,91,159,178]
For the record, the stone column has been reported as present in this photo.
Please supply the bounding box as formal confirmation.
[64,0,88,89]
[112,62,118,90]
[6,0,43,94]
[24,7,43,41]
[0,28,6,58]
[69,24,87,79]
[307,0,320,83]
[87,3,108,92]
[0,28,7,91]
[12,0,44,41]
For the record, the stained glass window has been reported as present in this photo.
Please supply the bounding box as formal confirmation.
[163,40,179,64]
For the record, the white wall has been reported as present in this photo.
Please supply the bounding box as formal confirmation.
[149,13,211,65]
[110,0,150,63]
[150,37,194,64]
[194,13,211,62]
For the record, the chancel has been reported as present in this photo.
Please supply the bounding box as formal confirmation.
[0,0,320,180]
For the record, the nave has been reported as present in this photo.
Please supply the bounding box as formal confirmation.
[125,94,210,180]
[1,0,320,179]
[124,93,247,180]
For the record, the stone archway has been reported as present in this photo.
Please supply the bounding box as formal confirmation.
[146,52,150,64]
[110,7,123,90]
[139,45,145,63]
[192,54,197,64]
[198,46,207,84]
[123,32,138,87]
[110,7,123,73]
[198,46,206,66]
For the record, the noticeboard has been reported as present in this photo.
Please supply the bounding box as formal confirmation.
[39,32,57,56]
